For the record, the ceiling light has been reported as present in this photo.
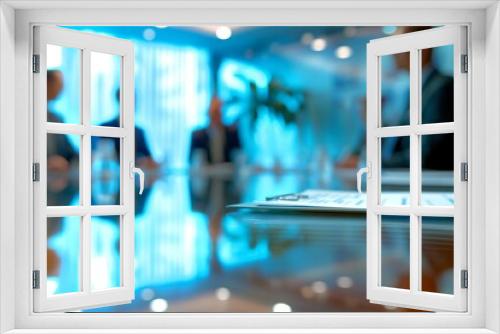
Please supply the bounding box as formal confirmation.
[311,38,327,52]
[216,26,232,40]
[335,45,353,59]
[143,28,156,41]
[301,33,314,45]
[383,26,398,35]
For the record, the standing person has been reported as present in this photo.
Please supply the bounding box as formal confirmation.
[337,26,453,171]
[383,26,453,170]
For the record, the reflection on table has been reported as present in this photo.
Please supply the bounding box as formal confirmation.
[47,166,453,312]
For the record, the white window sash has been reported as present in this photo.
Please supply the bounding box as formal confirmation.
[366,25,468,312]
[32,26,136,312]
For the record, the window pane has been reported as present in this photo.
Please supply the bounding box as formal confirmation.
[91,136,121,205]
[46,44,81,124]
[380,52,409,127]
[91,52,121,127]
[91,216,121,290]
[420,45,454,124]
[47,216,81,295]
[381,215,410,289]
[421,133,454,206]
[380,137,410,206]
[421,217,454,294]
[47,133,80,206]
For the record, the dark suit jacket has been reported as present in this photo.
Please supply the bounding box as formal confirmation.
[189,125,241,164]
[385,69,454,171]
[98,117,153,160]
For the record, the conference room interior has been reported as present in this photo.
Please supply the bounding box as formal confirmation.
[45,26,455,313]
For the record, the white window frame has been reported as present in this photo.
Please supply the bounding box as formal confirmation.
[366,26,468,312]
[0,1,499,333]
[32,26,136,312]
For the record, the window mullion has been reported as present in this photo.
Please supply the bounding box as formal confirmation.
[81,48,92,294]
[409,49,421,293]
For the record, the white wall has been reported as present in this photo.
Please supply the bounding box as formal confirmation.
[485,2,500,333]
[0,2,16,333]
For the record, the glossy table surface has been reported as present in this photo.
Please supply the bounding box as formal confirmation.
[47,167,451,313]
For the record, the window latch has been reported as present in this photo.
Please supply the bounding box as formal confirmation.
[130,162,145,195]
[356,163,371,194]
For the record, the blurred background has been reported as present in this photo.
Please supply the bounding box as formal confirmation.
[45,26,455,313]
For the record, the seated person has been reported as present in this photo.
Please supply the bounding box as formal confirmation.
[46,69,77,172]
[189,96,242,165]
[98,89,159,170]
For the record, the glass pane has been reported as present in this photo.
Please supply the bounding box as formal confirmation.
[381,215,410,289]
[421,133,454,206]
[380,52,410,127]
[47,133,80,206]
[46,44,81,124]
[380,136,410,206]
[91,52,121,127]
[421,216,454,294]
[420,45,454,124]
[47,216,81,295]
[91,136,121,205]
[91,216,121,290]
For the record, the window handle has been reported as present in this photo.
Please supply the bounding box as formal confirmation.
[130,162,145,195]
[356,164,370,194]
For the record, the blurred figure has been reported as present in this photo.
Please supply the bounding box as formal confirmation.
[189,96,242,165]
[47,70,78,278]
[384,26,453,170]
[98,89,159,170]
[47,69,77,173]
[337,26,453,171]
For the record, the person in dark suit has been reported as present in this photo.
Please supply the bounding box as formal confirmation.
[189,96,242,165]
[46,70,77,172]
[98,89,159,170]
[383,26,454,171]
[337,26,453,171]
[189,96,242,273]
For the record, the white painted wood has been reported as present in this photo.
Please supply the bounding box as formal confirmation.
[366,26,468,312]
[3,0,497,10]
[484,4,500,333]
[45,123,127,138]
[0,3,16,334]
[374,122,455,137]
[32,26,135,312]
[5,4,491,333]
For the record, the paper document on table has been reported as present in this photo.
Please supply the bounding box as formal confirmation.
[228,189,455,213]
[253,189,366,212]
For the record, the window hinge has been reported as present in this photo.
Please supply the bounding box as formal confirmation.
[461,162,468,182]
[32,270,40,289]
[32,54,40,73]
[32,162,40,182]
[461,54,468,73]
[461,269,468,289]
